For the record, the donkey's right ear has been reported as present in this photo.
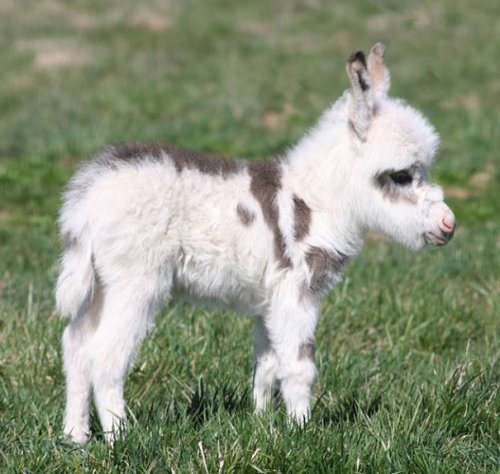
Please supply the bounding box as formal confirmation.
[346,50,373,143]
[367,43,390,101]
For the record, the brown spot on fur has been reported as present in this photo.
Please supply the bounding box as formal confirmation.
[348,50,367,68]
[110,142,241,177]
[375,165,426,205]
[109,142,163,163]
[376,174,419,205]
[292,194,311,241]
[298,340,315,361]
[305,246,348,294]
[236,203,255,226]
[248,161,292,269]
[356,69,369,91]
[62,232,78,249]
[348,120,367,143]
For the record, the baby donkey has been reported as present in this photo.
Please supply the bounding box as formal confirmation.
[56,44,455,443]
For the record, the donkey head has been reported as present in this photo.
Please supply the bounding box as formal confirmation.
[346,43,455,249]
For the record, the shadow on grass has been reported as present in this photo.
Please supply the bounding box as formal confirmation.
[314,390,383,425]
[150,379,252,428]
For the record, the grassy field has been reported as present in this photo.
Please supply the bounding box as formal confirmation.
[0,0,499,472]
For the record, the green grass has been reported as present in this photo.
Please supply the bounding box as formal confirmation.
[0,0,499,472]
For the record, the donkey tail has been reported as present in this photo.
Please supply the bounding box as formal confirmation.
[56,229,95,320]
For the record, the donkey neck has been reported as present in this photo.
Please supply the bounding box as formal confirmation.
[280,106,365,257]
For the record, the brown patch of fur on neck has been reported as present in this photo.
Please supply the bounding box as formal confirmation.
[248,161,292,269]
[305,246,348,294]
[292,194,311,241]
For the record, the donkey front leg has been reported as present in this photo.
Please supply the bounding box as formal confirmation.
[266,294,319,424]
[253,317,279,412]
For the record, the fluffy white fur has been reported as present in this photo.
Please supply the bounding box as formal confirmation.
[56,44,455,443]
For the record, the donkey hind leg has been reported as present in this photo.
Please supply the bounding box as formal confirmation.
[253,317,279,413]
[88,281,166,443]
[63,287,103,444]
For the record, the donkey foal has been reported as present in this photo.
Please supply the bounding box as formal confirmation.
[56,44,455,443]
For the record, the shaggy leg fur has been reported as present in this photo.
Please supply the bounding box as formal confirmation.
[267,290,318,424]
[87,285,161,442]
[253,318,279,412]
[278,347,317,425]
[63,288,103,444]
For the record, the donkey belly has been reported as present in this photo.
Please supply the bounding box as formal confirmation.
[172,252,266,316]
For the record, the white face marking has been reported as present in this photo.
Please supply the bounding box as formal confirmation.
[367,179,452,249]
[349,101,455,250]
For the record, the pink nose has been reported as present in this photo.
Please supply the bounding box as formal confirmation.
[440,215,456,233]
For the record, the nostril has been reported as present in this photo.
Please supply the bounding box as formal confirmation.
[441,216,455,232]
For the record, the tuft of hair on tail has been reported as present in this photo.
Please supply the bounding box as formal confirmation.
[55,231,95,319]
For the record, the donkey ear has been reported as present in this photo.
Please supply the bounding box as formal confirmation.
[367,42,390,100]
[346,50,373,142]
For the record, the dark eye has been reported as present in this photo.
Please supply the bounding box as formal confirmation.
[390,170,412,185]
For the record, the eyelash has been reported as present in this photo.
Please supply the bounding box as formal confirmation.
[389,170,413,185]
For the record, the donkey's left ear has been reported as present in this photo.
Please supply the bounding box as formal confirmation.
[346,50,373,142]
[367,43,390,101]
[346,44,391,142]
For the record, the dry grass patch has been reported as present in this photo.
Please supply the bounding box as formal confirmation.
[16,38,92,70]
[131,10,172,32]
